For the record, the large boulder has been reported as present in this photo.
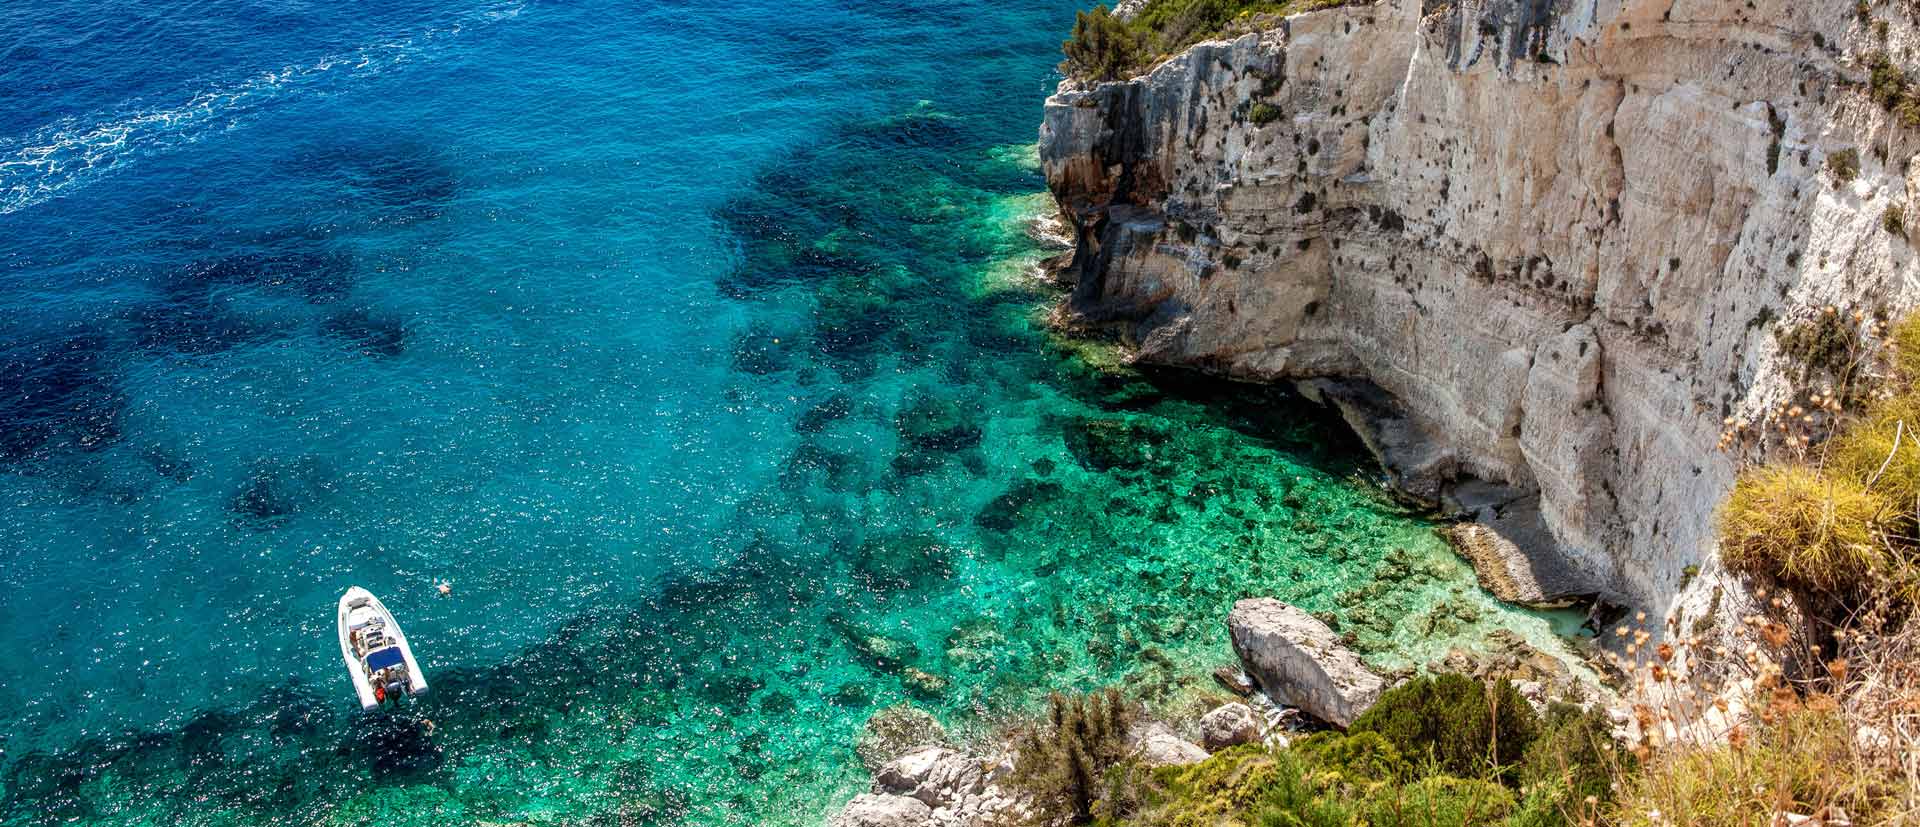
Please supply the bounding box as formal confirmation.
[1227,598,1384,728]
[828,793,933,827]
[1198,702,1263,751]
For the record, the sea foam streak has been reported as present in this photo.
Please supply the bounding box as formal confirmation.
[0,2,525,216]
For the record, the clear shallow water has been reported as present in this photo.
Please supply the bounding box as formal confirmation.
[0,1,1578,824]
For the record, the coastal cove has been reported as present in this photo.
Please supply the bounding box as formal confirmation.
[0,1,1583,825]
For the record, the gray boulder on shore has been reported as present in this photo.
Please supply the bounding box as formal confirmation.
[1227,598,1385,728]
[1198,702,1263,751]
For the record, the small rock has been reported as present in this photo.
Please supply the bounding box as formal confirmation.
[1198,703,1262,751]
[901,667,949,699]
[1212,665,1255,697]
[828,793,932,827]
[1228,597,1385,728]
[1128,720,1209,767]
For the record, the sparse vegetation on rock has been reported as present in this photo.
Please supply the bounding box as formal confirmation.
[1060,0,1357,82]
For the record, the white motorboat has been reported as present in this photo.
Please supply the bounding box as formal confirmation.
[337,586,428,710]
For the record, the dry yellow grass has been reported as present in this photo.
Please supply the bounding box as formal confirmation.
[1717,465,1898,606]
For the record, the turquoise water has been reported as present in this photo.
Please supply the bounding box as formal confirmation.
[0,1,1578,824]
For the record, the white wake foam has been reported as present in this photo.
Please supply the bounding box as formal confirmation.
[0,1,526,215]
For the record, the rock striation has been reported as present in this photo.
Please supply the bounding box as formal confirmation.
[1227,598,1385,727]
[1039,0,1920,624]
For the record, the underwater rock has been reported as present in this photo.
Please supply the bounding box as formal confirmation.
[730,327,789,375]
[828,793,933,827]
[1198,703,1262,751]
[1212,666,1256,697]
[1062,415,1167,472]
[900,667,949,700]
[1227,598,1384,728]
[943,619,1004,671]
[973,478,1064,532]
[1127,720,1209,767]
[853,532,956,593]
[854,706,950,774]
[830,615,921,672]
[894,392,983,453]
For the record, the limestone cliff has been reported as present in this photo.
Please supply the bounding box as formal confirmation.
[1040,0,1920,622]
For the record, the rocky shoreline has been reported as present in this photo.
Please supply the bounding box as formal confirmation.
[828,596,1620,826]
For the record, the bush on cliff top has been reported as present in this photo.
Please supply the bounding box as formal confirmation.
[1064,7,1152,83]
[1061,0,1358,82]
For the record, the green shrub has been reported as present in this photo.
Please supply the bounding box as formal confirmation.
[1886,203,1907,237]
[1868,51,1908,110]
[1063,6,1151,82]
[1126,745,1281,826]
[1364,776,1517,827]
[1248,749,1358,827]
[1350,675,1540,782]
[1249,102,1283,126]
[1010,689,1138,824]
[1774,310,1867,387]
[1829,148,1861,183]
[1511,703,1625,827]
[1289,731,1411,790]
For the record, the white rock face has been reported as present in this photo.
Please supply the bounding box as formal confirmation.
[1039,0,1920,622]
[1227,598,1384,727]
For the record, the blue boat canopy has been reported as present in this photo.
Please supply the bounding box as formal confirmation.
[365,647,405,672]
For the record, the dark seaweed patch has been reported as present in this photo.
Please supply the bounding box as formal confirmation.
[852,531,956,593]
[319,307,407,359]
[729,324,790,375]
[169,247,355,304]
[974,478,1066,532]
[124,291,274,355]
[290,140,459,225]
[795,392,854,433]
[0,334,124,461]
[227,456,329,529]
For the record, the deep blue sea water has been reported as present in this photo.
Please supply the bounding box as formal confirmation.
[0,2,1582,824]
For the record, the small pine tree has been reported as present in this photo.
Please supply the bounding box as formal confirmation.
[1062,7,1149,83]
[1010,689,1137,824]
